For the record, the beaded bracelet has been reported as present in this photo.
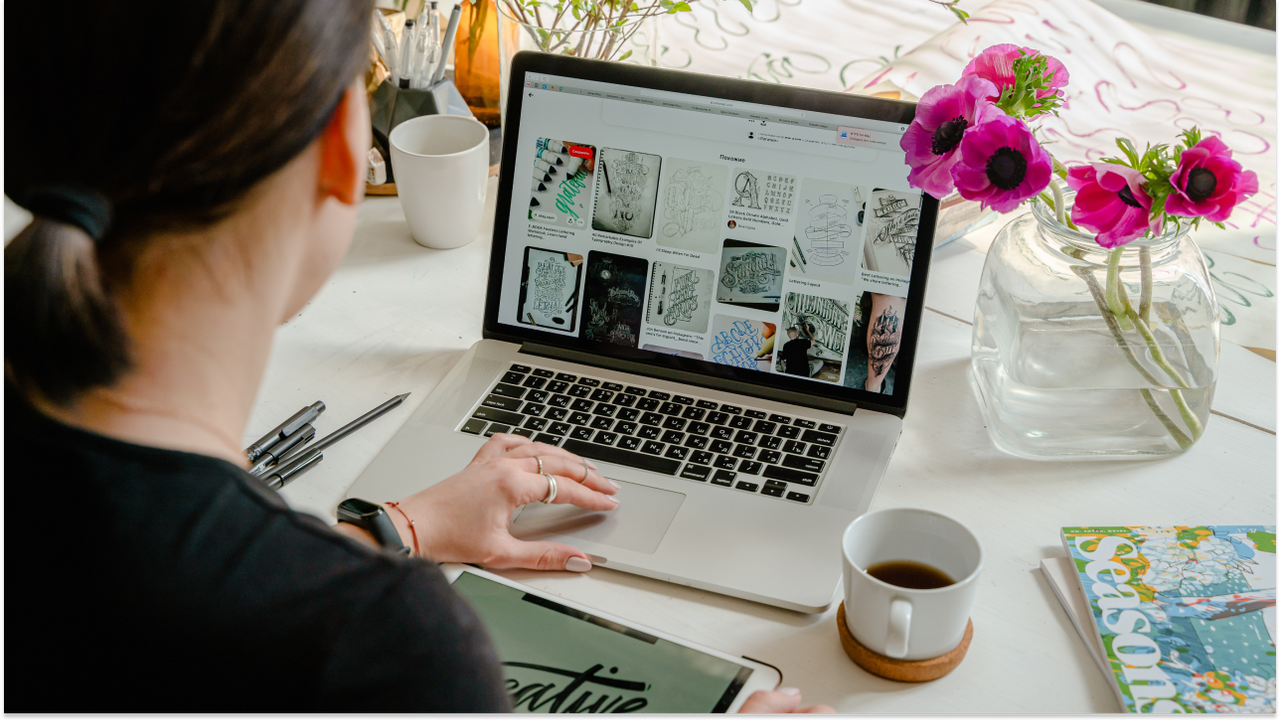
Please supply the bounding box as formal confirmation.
[384,501,420,558]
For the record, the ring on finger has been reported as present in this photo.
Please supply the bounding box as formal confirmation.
[534,455,544,475]
[580,458,590,483]
[541,473,558,504]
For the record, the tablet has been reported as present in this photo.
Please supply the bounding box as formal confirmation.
[442,565,781,713]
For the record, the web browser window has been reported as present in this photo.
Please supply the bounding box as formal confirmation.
[497,72,923,396]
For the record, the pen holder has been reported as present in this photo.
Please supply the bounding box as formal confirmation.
[368,78,475,194]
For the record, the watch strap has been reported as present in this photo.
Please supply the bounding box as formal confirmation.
[338,498,410,555]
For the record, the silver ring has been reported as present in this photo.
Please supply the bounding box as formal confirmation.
[581,458,590,483]
[541,473,558,504]
[535,455,544,475]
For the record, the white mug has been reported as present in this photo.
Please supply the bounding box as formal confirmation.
[389,115,490,249]
[841,508,983,661]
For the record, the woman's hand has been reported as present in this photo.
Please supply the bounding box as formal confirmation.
[739,688,833,714]
[386,433,619,572]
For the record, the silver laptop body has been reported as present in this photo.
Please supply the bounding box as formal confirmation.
[348,53,937,613]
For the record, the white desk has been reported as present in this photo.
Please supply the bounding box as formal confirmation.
[251,179,1276,713]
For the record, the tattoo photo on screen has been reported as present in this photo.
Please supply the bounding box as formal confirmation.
[775,292,850,383]
[529,139,596,229]
[646,261,713,333]
[793,178,858,285]
[517,247,584,331]
[582,251,649,348]
[657,157,728,254]
[715,239,785,313]
[708,315,775,372]
[593,148,661,238]
[860,188,921,278]
[842,291,907,394]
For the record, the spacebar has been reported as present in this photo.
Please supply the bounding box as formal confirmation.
[562,439,681,475]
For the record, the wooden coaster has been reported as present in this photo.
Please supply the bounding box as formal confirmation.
[365,182,398,196]
[836,602,973,682]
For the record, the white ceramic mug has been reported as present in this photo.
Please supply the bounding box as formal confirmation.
[389,115,490,249]
[841,508,983,661]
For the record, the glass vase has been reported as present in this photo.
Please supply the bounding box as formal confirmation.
[454,0,503,128]
[495,0,660,122]
[971,191,1219,459]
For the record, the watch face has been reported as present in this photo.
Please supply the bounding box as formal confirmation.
[339,498,382,518]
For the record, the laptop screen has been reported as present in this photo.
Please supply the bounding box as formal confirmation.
[486,56,936,415]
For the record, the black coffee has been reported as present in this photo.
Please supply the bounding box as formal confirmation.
[866,560,954,590]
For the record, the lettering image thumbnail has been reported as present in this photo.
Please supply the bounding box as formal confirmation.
[860,188,921,278]
[517,247,583,332]
[583,251,649,349]
[709,315,775,372]
[529,138,596,229]
[775,292,849,384]
[646,261,713,334]
[657,158,728,254]
[593,148,661,238]
[843,291,907,394]
[792,178,858,285]
[716,239,785,313]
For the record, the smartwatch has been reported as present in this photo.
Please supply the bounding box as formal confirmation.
[337,498,410,555]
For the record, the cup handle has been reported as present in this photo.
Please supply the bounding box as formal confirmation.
[885,598,912,659]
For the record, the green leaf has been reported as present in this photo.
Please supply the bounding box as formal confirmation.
[618,49,633,61]
[737,0,754,10]
[673,0,691,9]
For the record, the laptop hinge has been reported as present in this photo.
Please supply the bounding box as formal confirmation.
[519,342,860,415]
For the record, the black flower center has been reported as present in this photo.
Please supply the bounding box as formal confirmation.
[1186,167,1217,202]
[931,116,968,155]
[1117,184,1143,208]
[985,147,1027,190]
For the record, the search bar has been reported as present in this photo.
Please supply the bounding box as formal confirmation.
[639,88,806,118]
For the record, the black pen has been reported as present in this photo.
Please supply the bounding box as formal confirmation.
[245,401,325,461]
[271,393,411,487]
[248,423,316,476]
[260,450,325,491]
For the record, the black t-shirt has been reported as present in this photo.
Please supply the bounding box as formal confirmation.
[779,337,812,376]
[4,388,512,712]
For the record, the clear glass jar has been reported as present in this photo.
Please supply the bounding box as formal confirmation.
[971,191,1219,459]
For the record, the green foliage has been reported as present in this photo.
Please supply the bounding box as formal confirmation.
[994,51,1063,119]
[1096,128,1219,237]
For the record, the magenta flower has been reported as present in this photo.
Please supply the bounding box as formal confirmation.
[951,112,1053,213]
[1066,163,1161,248]
[1165,136,1259,222]
[900,75,1000,198]
[962,43,1069,101]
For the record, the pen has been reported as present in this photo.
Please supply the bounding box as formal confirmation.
[602,160,612,193]
[398,19,415,88]
[244,401,325,462]
[274,393,411,469]
[376,11,399,81]
[249,423,316,476]
[431,3,461,86]
[260,450,325,491]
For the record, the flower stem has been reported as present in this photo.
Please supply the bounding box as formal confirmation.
[1138,246,1152,323]
[1106,249,1134,332]
[1113,283,1204,440]
[1050,178,1067,227]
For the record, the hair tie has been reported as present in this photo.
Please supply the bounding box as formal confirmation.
[12,185,113,242]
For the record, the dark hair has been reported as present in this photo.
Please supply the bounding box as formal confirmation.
[5,0,373,405]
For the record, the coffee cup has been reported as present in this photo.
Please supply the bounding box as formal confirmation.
[389,115,490,249]
[841,508,982,661]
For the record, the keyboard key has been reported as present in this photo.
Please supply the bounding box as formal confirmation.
[782,454,825,473]
[735,481,760,493]
[648,391,671,401]
[549,422,572,436]
[533,368,555,378]
[511,428,535,438]
[673,395,694,405]
[555,372,577,382]
[482,394,523,411]
[707,412,729,425]
[590,416,614,431]
[659,402,682,415]
[547,381,569,394]
[734,430,759,445]
[502,371,525,384]
[534,433,563,446]
[560,435,680,474]
[681,406,706,421]
[640,412,664,426]
[753,421,777,435]
[801,429,838,447]
[690,450,714,465]
[483,423,510,437]
[819,423,842,434]
[713,455,738,470]
[491,383,526,399]
[761,483,785,497]
[619,436,641,451]
[710,427,734,441]
[617,408,640,421]
[739,461,763,475]
[615,393,637,407]
[522,403,546,417]
[687,422,710,436]
[527,390,550,404]
[664,446,689,460]
[570,427,594,441]
[590,389,615,403]
[510,364,532,374]
[568,385,592,397]
[759,450,781,465]
[578,378,601,387]
[461,418,487,434]
[785,491,811,503]
[696,399,719,410]
[614,421,638,435]
[595,432,618,446]
[769,414,791,424]
[719,404,742,415]
[571,398,594,412]
[638,426,662,440]
[602,381,625,392]
[793,419,816,429]
[784,440,807,454]
[661,430,686,445]
[524,417,549,431]
[549,394,571,408]
[641,440,665,456]
[763,465,819,486]
[681,464,711,481]
[547,408,569,421]
[807,445,831,459]
[685,435,709,450]
[758,436,782,450]
[729,416,753,429]
[662,416,687,431]
[625,386,647,396]
[472,406,523,425]
[711,469,736,486]
[593,404,617,418]
[709,440,733,455]
[522,375,547,389]
[732,445,757,459]
[568,412,591,425]
[777,426,801,439]
[745,410,767,419]
[637,397,660,411]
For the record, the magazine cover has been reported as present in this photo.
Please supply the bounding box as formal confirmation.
[1061,526,1276,713]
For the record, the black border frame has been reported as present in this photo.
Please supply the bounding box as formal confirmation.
[484,52,938,418]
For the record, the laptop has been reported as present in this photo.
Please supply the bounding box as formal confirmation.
[347,52,938,613]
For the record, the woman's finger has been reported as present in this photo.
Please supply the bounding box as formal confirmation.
[738,690,801,714]
[486,537,593,572]
[515,468,619,511]
[469,433,532,465]
[513,451,617,495]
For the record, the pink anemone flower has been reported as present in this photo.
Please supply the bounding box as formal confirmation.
[962,43,1069,101]
[951,112,1053,213]
[1066,163,1161,248]
[900,75,1000,198]
[1165,136,1259,222]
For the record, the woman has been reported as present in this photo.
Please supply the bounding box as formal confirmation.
[5,0,830,713]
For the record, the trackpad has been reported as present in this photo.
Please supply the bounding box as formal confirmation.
[510,480,684,554]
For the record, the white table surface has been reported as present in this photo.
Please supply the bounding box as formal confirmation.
[251,178,1277,713]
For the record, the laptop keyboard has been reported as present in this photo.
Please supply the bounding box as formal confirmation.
[457,363,843,505]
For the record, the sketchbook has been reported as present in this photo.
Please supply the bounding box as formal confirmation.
[646,262,713,334]
[517,247,583,331]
